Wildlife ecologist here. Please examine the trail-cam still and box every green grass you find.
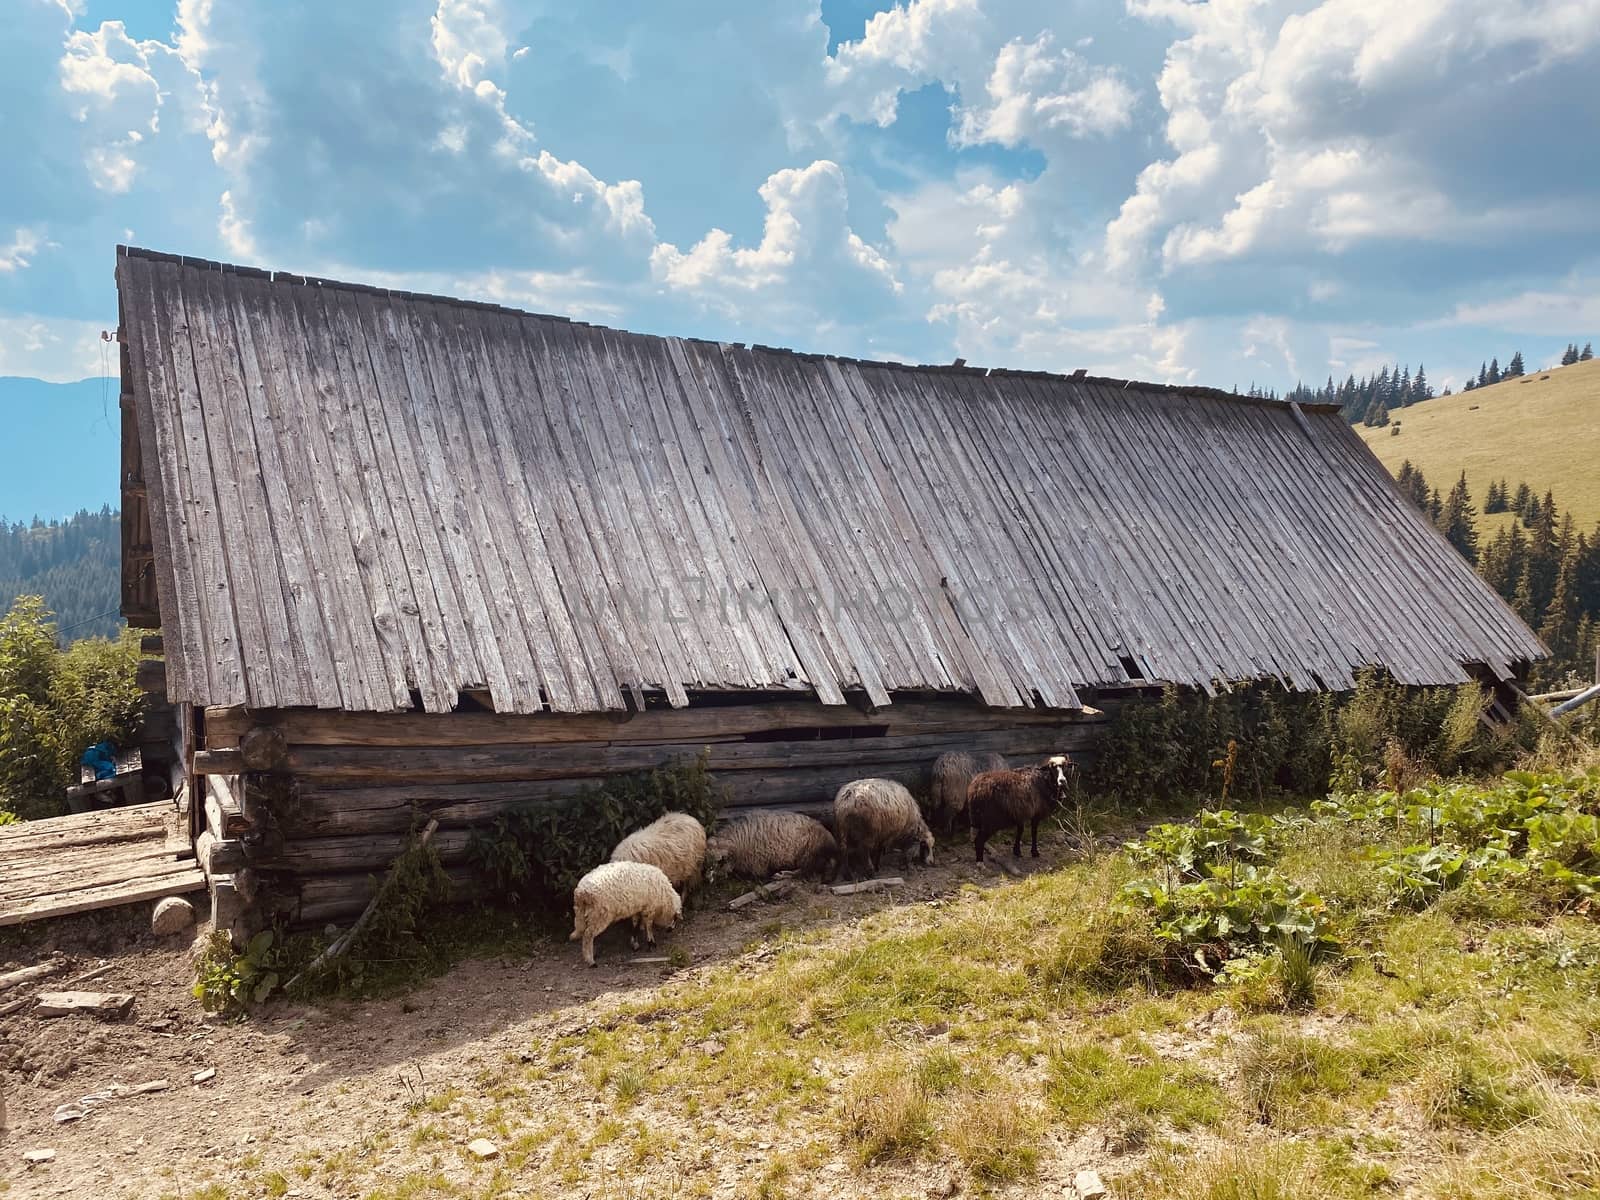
[1360,356,1600,525]
[162,779,1600,1200]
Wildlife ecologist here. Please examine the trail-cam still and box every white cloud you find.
[954,34,1137,146]
[653,160,901,322]
[0,229,43,274]
[1106,0,1600,276]
[1437,281,1600,332]
[0,315,112,382]
[217,189,256,258]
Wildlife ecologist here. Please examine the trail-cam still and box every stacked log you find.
[198,695,1110,928]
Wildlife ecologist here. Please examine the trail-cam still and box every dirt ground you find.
[0,842,1077,1200]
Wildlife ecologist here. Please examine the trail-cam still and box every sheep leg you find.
[641,918,656,948]
[582,932,597,967]
[1031,816,1042,857]
[974,827,989,863]
[1012,823,1025,858]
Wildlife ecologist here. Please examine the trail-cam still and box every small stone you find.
[467,1138,499,1160]
[34,991,134,1019]
[1073,1169,1108,1199]
[52,1105,86,1124]
[24,1149,56,1165]
[192,1068,216,1084]
[130,1080,170,1095]
[151,896,196,936]
[699,1039,725,1056]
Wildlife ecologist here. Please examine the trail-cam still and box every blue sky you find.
[3,0,1599,515]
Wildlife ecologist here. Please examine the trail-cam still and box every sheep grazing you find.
[834,778,936,880]
[705,810,839,882]
[609,811,708,899]
[928,750,1008,833]
[968,755,1073,863]
[569,861,682,966]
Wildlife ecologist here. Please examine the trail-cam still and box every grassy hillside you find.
[1360,357,1600,525]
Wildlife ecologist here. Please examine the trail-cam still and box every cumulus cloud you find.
[0,230,43,274]
[954,34,1137,146]
[652,160,901,331]
[1108,0,1600,278]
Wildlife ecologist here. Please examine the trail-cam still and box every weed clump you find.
[471,751,723,914]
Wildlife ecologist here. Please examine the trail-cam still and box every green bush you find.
[0,596,143,820]
[1086,671,1533,806]
[1318,771,1600,910]
[470,751,724,913]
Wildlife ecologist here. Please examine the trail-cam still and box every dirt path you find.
[1,844,1072,1199]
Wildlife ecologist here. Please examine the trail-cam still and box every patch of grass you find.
[1422,1082,1600,1198]
[1238,1029,1359,1127]
[840,1060,930,1164]
[936,1080,1043,1183]
[1131,1139,1389,1200]
[1412,1049,1539,1132]
[1359,356,1600,527]
[1046,1037,1225,1131]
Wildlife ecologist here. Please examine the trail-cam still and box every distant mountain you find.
[1360,357,1600,527]
[0,507,123,641]
[0,376,122,523]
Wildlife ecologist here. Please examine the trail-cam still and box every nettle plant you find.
[1119,810,1336,974]
[1318,770,1600,910]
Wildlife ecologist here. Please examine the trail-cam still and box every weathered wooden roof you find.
[116,246,1545,714]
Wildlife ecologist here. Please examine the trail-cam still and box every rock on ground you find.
[151,897,196,936]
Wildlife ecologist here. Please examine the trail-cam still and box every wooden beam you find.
[201,698,1106,750]
[140,635,164,656]
[192,749,244,776]
[239,725,289,771]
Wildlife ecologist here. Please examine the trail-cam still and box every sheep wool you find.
[834,778,936,880]
[569,861,682,966]
[706,810,839,881]
[609,811,708,895]
[928,750,1007,832]
[968,755,1072,863]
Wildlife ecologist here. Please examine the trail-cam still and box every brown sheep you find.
[968,755,1073,863]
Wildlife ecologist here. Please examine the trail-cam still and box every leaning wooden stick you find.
[285,819,439,992]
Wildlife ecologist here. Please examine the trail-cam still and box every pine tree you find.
[1539,535,1583,662]
[1429,487,1443,523]
[1439,472,1480,564]
[1512,562,1538,625]
[1478,361,1490,387]
[1413,363,1429,401]
[1526,498,1562,618]
[1583,342,1595,362]
[1563,344,1580,366]
[1488,357,1502,385]
[1484,479,1507,513]
[1398,365,1412,406]
[1512,481,1534,519]
[1507,350,1525,377]
[1480,524,1514,591]
[1463,377,1476,392]
[1397,461,1432,510]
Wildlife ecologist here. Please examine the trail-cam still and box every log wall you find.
[198,695,1110,929]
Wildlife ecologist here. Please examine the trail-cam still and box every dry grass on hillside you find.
[1360,357,1600,525]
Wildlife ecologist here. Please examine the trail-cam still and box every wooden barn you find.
[112,246,1545,936]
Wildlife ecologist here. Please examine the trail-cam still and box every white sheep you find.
[928,750,1008,833]
[834,778,935,880]
[705,810,839,882]
[569,861,683,966]
[609,811,708,898]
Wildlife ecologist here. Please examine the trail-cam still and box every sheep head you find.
[1044,754,1074,804]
